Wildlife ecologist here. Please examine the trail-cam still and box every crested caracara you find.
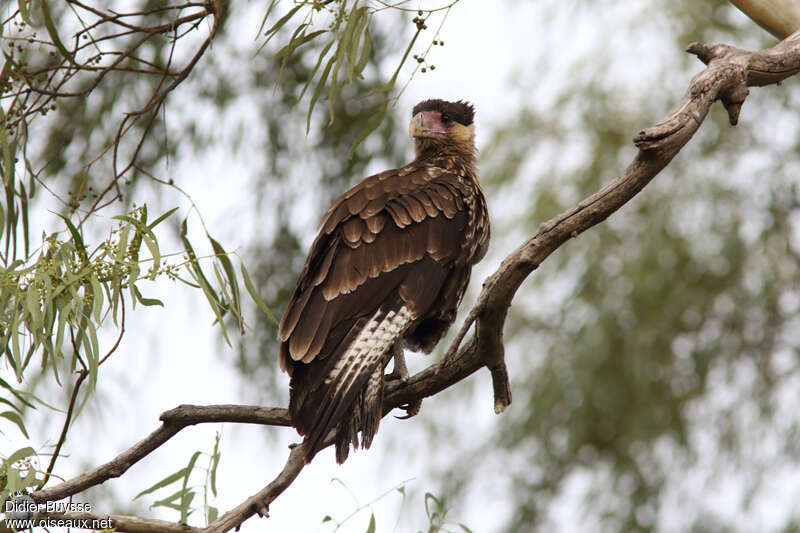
[278,99,490,463]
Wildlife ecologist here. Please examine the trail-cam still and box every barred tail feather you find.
[300,304,412,463]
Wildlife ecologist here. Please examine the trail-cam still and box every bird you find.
[278,99,490,464]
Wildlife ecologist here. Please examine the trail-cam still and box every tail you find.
[296,303,413,463]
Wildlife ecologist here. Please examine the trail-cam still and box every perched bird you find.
[278,99,490,463]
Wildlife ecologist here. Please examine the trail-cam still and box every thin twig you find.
[37,369,89,490]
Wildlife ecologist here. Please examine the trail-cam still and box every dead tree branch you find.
[13,27,800,533]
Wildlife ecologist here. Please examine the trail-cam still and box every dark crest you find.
[412,99,475,126]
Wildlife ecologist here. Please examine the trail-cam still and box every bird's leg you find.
[384,340,423,419]
[384,340,409,383]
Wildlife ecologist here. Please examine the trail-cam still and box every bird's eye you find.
[440,113,451,124]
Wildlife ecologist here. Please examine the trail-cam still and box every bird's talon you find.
[384,370,409,383]
[395,399,422,419]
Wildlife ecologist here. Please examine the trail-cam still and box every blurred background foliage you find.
[420,1,800,532]
[4,0,800,531]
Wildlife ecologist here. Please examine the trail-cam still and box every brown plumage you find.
[278,99,490,463]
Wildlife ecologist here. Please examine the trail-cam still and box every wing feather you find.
[279,163,478,369]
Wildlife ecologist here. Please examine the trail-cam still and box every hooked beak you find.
[409,111,448,139]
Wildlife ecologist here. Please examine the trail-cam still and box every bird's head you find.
[410,99,475,158]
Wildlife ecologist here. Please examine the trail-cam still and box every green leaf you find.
[181,218,221,310]
[135,467,189,499]
[240,262,277,324]
[322,515,333,523]
[274,28,326,61]
[142,233,160,279]
[348,8,369,82]
[365,513,376,533]
[5,465,23,492]
[0,410,29,438]
[210,432,221,497]
[457,524,475,533]
[0,377,37,409]
[206,506,218,524]
[354,26,371,78]
[146,206,179,231]
[17,0,31,25]
[256,0,280,37]
[299,39,335,103]
[307,55,335,132]
[130,284,164,307]
[151,488,188,509]
[0,396,22,413]
[57,214,87,264]
[6,446,36,465]
[41,0,75,64]
[19,181,29,257]
[259,4,303,50]
[90,273,103,323]
[207,235,242,332]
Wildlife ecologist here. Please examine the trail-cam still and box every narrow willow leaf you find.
[276,22,307,66]
[41,0,75,64]
[256,0,280,37]
[0,107,15,259]
[180,450,202,522]
[259,4,303,51]
[0,377,36,409]
[207,506,218,524]
[83,318,100,398]
[299,39,334,102]
[211,263,235,318]
[10,311,23,379]
[130,284,164,307]
[20,181,29,256]
[135,467,189,499]
[307,55,335,132]
[142,233,160,279]
[240,262,277,324]
[6,446,36,465]
[0,193,5,236]
[180,492,195,523]
[207,235,242,331]
[353,25,371,78]
[116,224,130,264]
[54,302,68,363]
[181,218,221,310]
[210,433,221,497]
[348,7,369,82]
[146,206,179,231]
[152,488,187,509]
[17,0,36,27]
[0,410,29,438]
[24,285,42,337]
[5,465,23,493]
[458,524,476,533]
[0,396,22,413]
[187,259,231,345]
[90,273,103,323]
[365,513,376,533]
[182,451,202,490]
[275,28,326,61]
[328,4,364,125]
[57,214,87,264]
